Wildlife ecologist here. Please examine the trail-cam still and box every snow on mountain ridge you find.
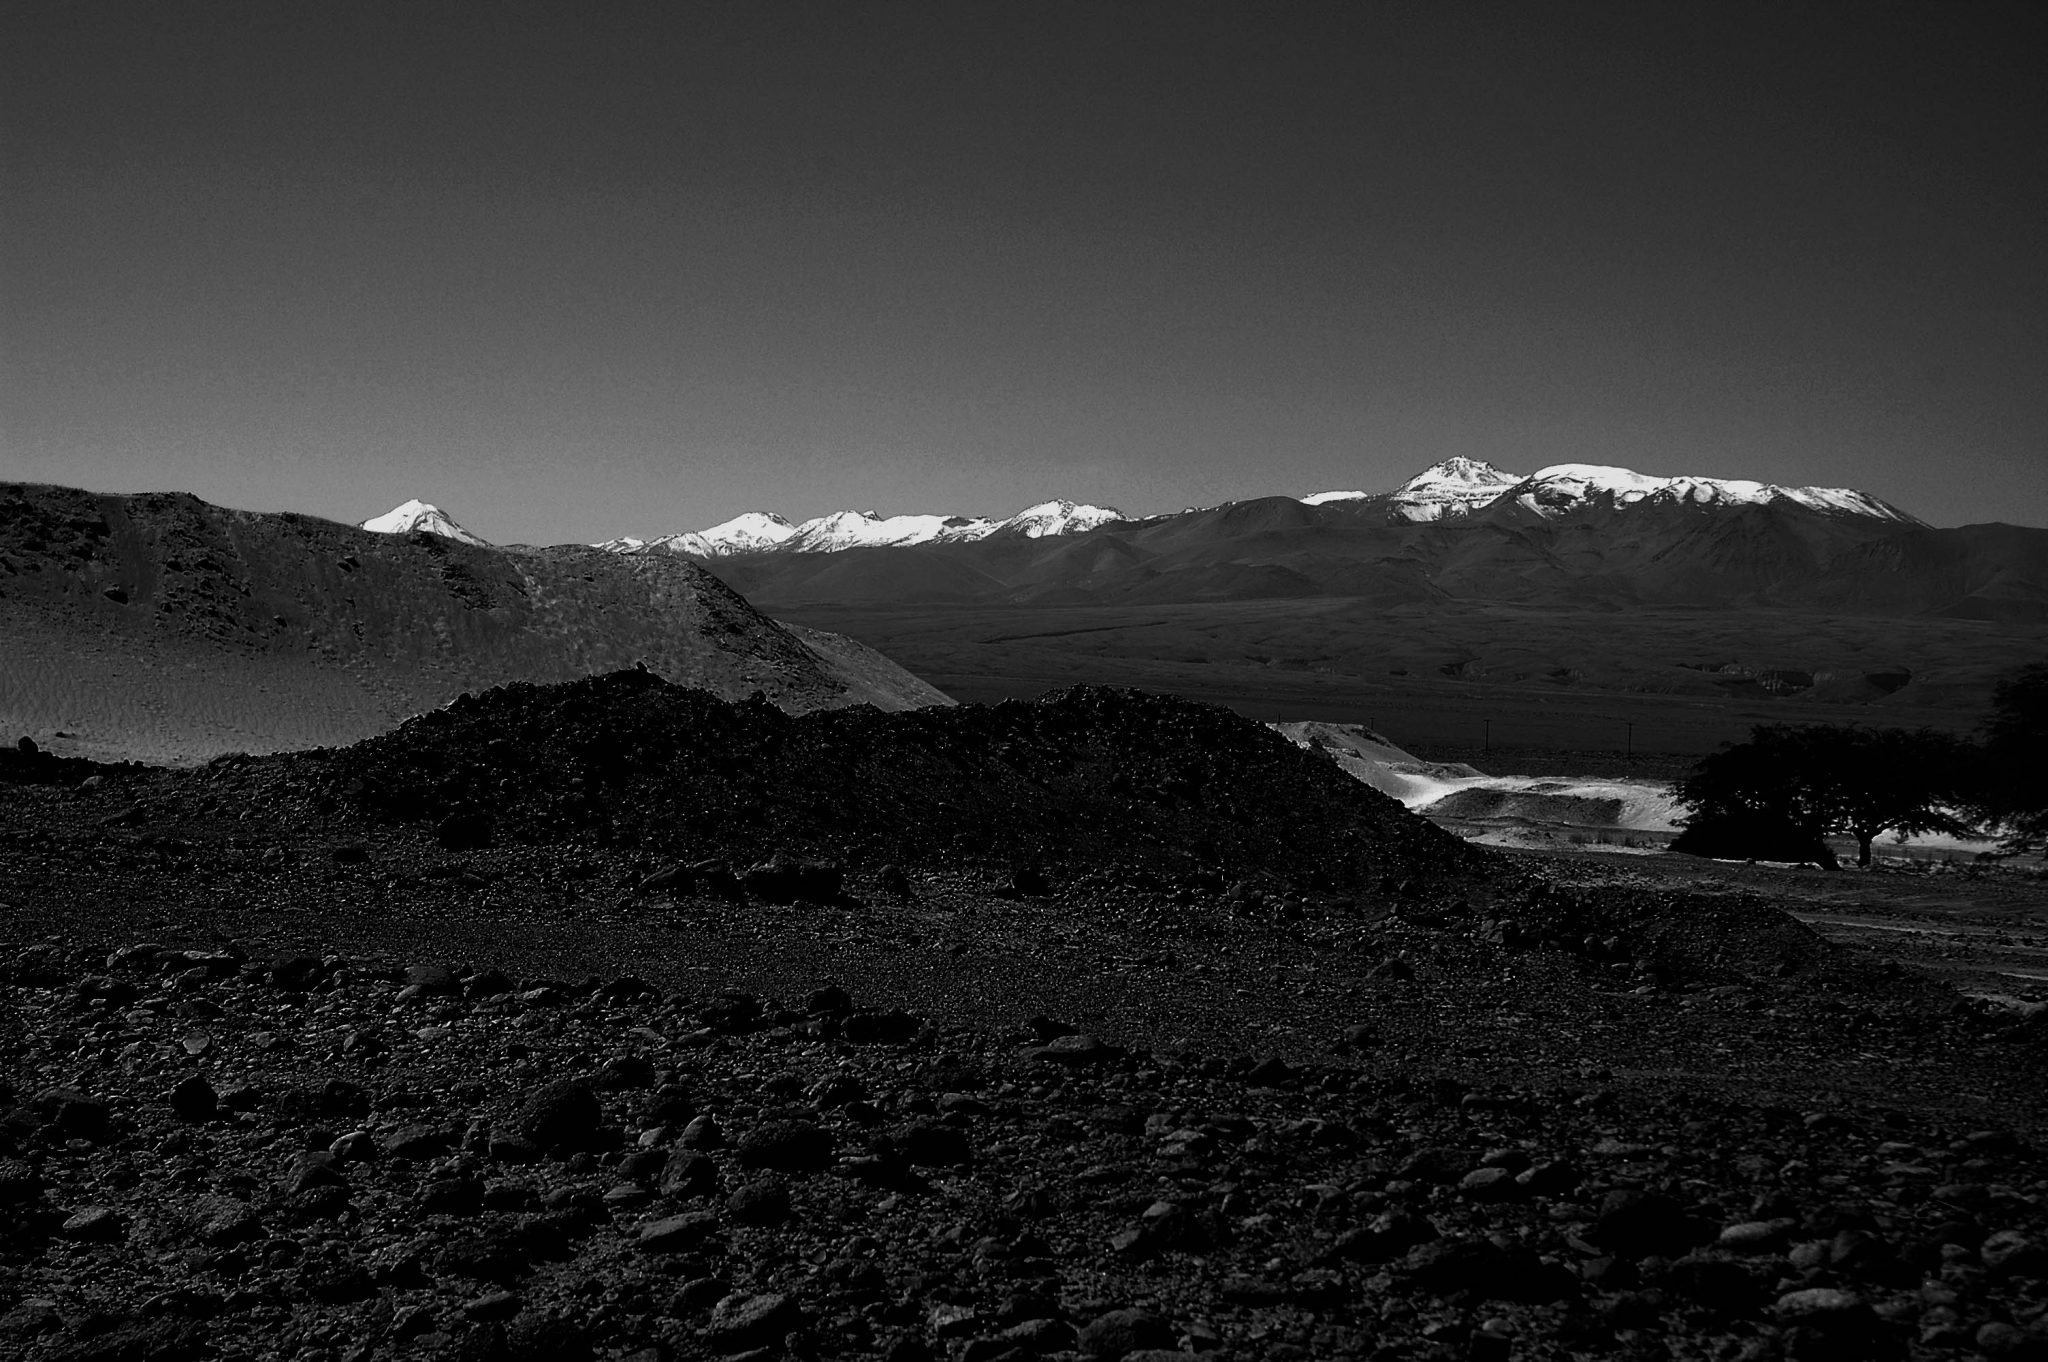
[361,500,489,547]
[1506,464,1921,523]
[1297,458,1523,521]
[589,460,1915,560]
[1386,457,1522,522]
[1297,459,1917,525]
[992,499,1125,538]
[605,498,1125,557]
[782,510,995,553]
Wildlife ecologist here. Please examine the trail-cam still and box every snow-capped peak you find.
[987,499,1124,539]
[1294,458,1913,525]
[595,511,797,557]
[1401,457,1522,493]
[1504,464,1921,523]
[361,499,488,546]
[698,512,798,552]
[1385,458,1521,522]
[1298,459,1520,519]
[783,509,996,553]
[600,498,1122,558]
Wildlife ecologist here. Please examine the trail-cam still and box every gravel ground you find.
[2,679,2044,1361]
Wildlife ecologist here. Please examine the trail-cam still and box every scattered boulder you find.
[637,1212,719,1253]
[701,1291,804,1351]
[34,1088,111,1142]
[513,1079,603,1154]
[268,954,324,991]
[734,1120,835,1174]
[727,1177,792,1226]
[1077,1307,1176,1358]
[1029,1034,1122,1067]
[167,1075,216,1124]
[742,857,844,904]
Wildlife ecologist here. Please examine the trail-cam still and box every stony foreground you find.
[3,926,2045,1362]
[2,677,2045,1360]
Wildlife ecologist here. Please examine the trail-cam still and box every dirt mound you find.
[316,672,1478,890]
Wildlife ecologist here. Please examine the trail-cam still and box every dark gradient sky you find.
[5,1,2044,543]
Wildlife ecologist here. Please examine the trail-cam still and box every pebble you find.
[637,1212,720,1253]
[1029,1034,1122,1067]
[462,1290,521,1322]
[1976,1321,2048,1360]
[1717,1219,1794,1253]
[59,1206,125,1242]
[701,1291,803,1351]
[1458,1167,1522,1202]
[1773,1286,1873,1326]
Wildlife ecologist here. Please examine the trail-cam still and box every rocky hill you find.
[0,484,950,764]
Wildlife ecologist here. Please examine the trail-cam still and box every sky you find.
[4,1,2044,543]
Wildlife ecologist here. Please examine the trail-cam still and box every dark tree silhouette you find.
[1672,724,1977,869]
[1972,662,2048,856]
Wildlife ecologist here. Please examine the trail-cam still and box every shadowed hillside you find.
[0,484,949,763]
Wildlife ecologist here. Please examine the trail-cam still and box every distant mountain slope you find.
[578,459,1923,571]
[700,481,2042,622]
[565,458,2018,620]
[1479,463,1919,526]
[0,483,949,763]
[592,497,1128,559]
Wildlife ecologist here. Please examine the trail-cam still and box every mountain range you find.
[365,458,1926,565]
[420,459,2021,623]
[555,458,1920,559]
[588,498,1127,557]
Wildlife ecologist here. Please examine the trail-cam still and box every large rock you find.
[34,1088,111,1142]
[167,1075,217,1124]
[734,1120,835,1174]
[1078,1308,1176,1358]
[513,1079,603,1154]
[637,1212,719,1253]
[701,1292,804,1351]
[1029,1034,1122,1067]
[1590,1189,1709,1259]
[741,858,844,904]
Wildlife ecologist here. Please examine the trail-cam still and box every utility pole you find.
[1483,718,1491,756]
[1626,721,1633,759]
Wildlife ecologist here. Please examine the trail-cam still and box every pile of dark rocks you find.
[247,673,1481,894]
